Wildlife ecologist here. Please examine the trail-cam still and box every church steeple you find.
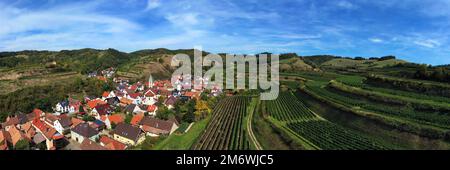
[148,74,154,88]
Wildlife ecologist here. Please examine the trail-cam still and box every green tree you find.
[15,139,30,150]
[82,115,95,122]
[125,114,133,124]
[182,111,195,123]
[111,122,117,129]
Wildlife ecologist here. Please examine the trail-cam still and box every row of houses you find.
[1,73,222,150]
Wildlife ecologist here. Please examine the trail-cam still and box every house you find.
[55,100,70,114]
[142,96,157,105]
[54,115,72,134]
[102,91,110,99]
[32,119,60,150]
[184,91,200,100]
[0,130,9,150]
[139,116,179,136]
[71,117,84,128]
[70,123,99,144]
[91,104,113,119]
[124,104,144,114]
[113,123,145,146]
[43,113,59,128]
[101,114,125,129]
[164,96,177,109]
[31,109,45,118]
[88,71,97,78]
[106,96,120,106]
[20,122,36,140]
[68,98,82,114]
[128,84,138,92]
[80,139,108,150]
[130,113,144,126]
[87,99,106,110]
[159,89,171,96]
[119,98,133,107]
[32,133,46,147]
[172,89,181,97]
[7,126,26,148]
[117,84,128,91]
[102,91,117,99]
[146,105,158,116]
[144,89,157,98]
[44,113,73,134]
[2,116,19,131]
[91,120,106,131]
[127,93,143,105]
[17,113,31,126]
[97,76,107,82]
[99,135,127,150]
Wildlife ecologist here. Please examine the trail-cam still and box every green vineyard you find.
[287,121,385,150]
[267,91,316,122]
[192,96,251,150]
[267,91,386,150]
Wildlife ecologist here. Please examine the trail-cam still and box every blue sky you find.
[0,0,449,65]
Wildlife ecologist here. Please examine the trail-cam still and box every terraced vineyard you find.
[267,91,386,150]
[192,96,251,150]
[267,91,316,122]
[300,74,450,140]
[287,121,385,150]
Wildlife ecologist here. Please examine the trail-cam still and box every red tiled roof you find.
[128,93,141,99]
[44,113,58,124]
[144,89,156,97]
[129,85,138,91]
[108,114,125,124]
[7,126,24,147]
[0,130,8,150]
[72,117,84,127]
[94,104,113,115]
[32,109,44,118]
[97,76,107,82]
[102,91,110,98]
[120,98,133,105]
[130,113,144,126]
[32,119,57,140]
[99,136,126,150]
[147,105,157,112]
[80,139,107,150]
[88,99,106,109]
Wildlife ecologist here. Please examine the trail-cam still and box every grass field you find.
[152,115,212,150]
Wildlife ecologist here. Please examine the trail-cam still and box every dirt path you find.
[247,100,263,150]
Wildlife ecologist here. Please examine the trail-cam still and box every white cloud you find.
[165,13,200,26]
[414,39,441,48]
[270,33,322,40]
[337,1,358,10]
[369,38,383,43]
[145,0,160,11]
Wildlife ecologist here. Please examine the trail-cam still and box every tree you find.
[182,111,195,123]
[156,105,173,120]
[125,114,133,124]
[79,105,85,114]
[82,115,95,122]
[111,122,117,129]
[194,100,210,120]
[200,93,208,101]
[15,139,30,150]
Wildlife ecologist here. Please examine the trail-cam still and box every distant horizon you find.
[1,0,449,65]
[1,47,446,66]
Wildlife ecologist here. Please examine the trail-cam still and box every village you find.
[0,67,224,150]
